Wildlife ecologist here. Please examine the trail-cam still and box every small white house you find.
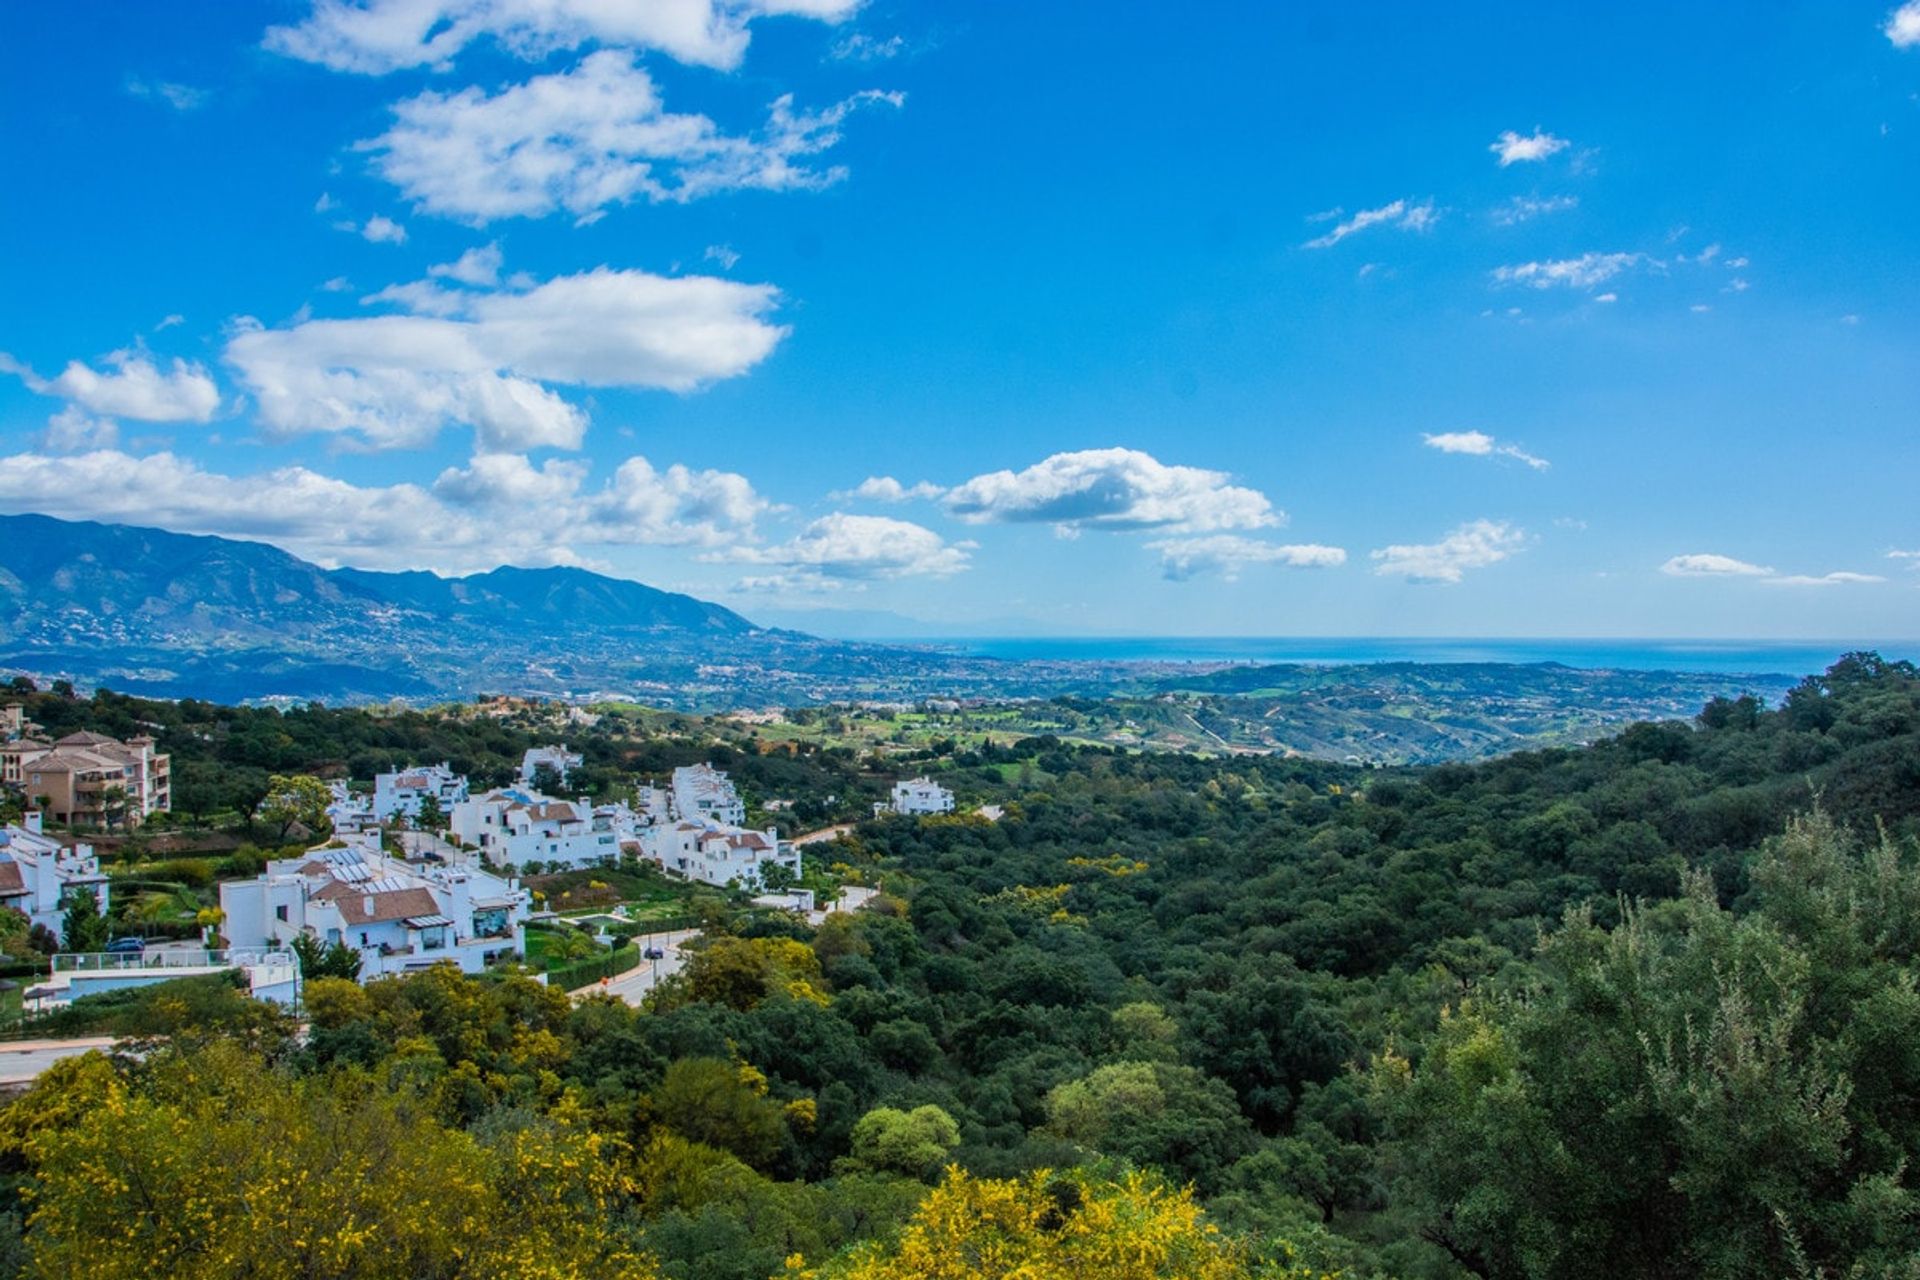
[671,764,746,827]
[450,787,622,869]
[326,781,377,834]
[883,777,955,816]
[519,744,584,789]
[372,763,470,822]
[0,816,110,944]
[220,834,530,981]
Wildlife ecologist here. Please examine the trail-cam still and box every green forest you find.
[3,653,1920,1278]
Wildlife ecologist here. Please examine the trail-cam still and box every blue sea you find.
[910,637,1920,677]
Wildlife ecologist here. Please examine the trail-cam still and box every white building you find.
[639,820,799,890]
[220,833,530,981]
[882,776,955,816]
[519,744,584,789]
[671,764,746,827]
[372,763,470,822]
[0,815,110,944]
[24,948,300,1013]
[326,781,377,834]
[450,787,623,869]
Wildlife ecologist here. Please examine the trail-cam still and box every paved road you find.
[572,887,880,1007]
[572,928,701,1006]
[0,1037,117,1087]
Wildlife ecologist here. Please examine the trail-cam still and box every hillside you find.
[3,655,1918,1278]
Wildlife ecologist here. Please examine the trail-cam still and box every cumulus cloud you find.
[429,244,502,286]
[0,447,768,573]
[1304,199,1438,249]
[944,448,1279,533]
[722,512,972,591]
[1492,252,1642,290]
[1889,1,1920,47]
[1660,553,1774,577]
[225,264,788,451]
[361,49,901,223]
[1150,535,1347,582]
[38,407,119,453]
[1492,194,1577,226]
[2,349,220,423]
[1371,520,1526,583]
[1422,430,1549,470]
[1490,129,1569,166]
[837,475,944,503]
[266,0,864,74]
[360,214,408,243]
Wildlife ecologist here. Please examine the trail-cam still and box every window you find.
[274,905,289,922]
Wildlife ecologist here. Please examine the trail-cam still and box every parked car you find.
[104,936,146,955]
[642,946,665,960]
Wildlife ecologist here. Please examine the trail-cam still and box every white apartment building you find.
[450,787,623,869]
[639,820,799,890]
[372,762,470,822]
[0,815,110,943]
[519,744,584,788]
[220,834,530,981]
[671,764,746,827]
[882,776,956,816]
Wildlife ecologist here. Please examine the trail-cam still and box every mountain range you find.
[0,514,995,705]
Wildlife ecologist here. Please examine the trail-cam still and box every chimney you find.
[24,812,42,835]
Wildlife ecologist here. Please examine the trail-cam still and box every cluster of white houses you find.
[448,762,799,890]
[220,831,530,981]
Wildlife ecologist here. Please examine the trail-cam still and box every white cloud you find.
[1371,519,1525,583]
[225,264,788,451]
[1764,571,1886,587]
[1595,292,1618,303]
[704,244,742,270]
[1492,194,1577,225]
[1888,1,1920,47]
[1304,199,1438,249]
[722,512,972,590]
[320,276,354,292]
[1492,252,1642,290]
[838,475,944,503]
[1490,129,1569,166]
[127,78,207,110]
[38,406,119,453]
[429,244,501,285]
[0,446,768,573]
[1422,430,1549,470]
[1660,553,1774,577]
[1150,535,1346,582]
[831,32,905,61]
[2,349,220,423]
[944,448,1279,533]
[361,49,901,224]
[360,214,408,244]
[266,0,864,74]
[156,314,186,331]
[1663,553,1887,588]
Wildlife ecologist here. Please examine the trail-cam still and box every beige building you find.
[14,731,171,828]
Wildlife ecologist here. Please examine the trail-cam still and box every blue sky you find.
[2,1,1918,639]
